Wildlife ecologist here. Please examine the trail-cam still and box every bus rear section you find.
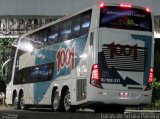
[88,5,154,112]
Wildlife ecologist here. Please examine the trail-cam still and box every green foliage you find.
[0,38,14,81]
[154,51,160,80]
[152,78,160,89]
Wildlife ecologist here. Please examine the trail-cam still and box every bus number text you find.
[107,42,138,60]
[56,47,75,73]
[101,78,121,83]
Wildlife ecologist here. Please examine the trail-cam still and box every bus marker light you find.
[146,8,150,12]
[148,68,154,83]
[119,92,129,97]
[90,64,102,88]
[99,2,105,8]
[124,93,129,97]
[120,4,132,8]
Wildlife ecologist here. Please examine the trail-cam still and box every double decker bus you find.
[6,3,154,113]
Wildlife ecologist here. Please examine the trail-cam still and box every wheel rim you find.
[13,97,18,109]
[64,91,71,111]
[53,92,60,110]
[20,97,25,110]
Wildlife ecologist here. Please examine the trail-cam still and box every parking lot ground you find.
[0,104,14,110]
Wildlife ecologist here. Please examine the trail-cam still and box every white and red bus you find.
[6,3,154,113]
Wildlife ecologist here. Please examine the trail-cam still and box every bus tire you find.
[13,95,18,109]
[62,90,76,112]
[52,89,62,112]
[19,94,28,110]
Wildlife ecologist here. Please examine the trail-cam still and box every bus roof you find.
[18,3,152,40]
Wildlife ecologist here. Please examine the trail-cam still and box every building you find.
[0,0,159,38]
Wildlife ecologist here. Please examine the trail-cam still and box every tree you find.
[0,38,14,81]
[0,80,6,93]
[0,38,14,93]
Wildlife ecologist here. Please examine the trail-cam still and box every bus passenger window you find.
[48,25,59,45]
[33,33,42,49]
[31,67,39,82]
[60,21,72,41]
[81,14,91,34]
[36,31,45,48]
[43,29,48,47]
[72,17,81,38]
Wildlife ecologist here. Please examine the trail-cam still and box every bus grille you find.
[76,79,86,101]
[102,44,148,71]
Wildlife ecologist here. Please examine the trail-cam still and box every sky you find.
[0,0,159,16]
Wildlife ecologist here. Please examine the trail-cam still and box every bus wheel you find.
[63,90,76,112]
[19,93,29,110]
[52,89,62,112]
[19,95,25,110]
[13,96,18,109]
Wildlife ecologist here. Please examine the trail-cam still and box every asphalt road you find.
[0,106,160,119]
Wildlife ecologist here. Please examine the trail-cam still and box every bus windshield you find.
[100,6,152,31]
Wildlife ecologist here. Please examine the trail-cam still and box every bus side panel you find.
[33,34,89,104]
